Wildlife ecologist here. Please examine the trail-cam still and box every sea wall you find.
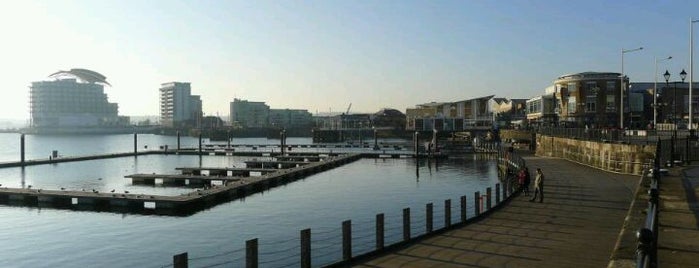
[535,134,655,175]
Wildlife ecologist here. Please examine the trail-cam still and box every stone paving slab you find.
[657,166,699,268]
[354,156,639,268]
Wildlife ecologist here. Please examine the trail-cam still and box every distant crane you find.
[346,103,352,115]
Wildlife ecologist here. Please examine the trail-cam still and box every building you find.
[160,82,202,128]
[405,96,494,131]
[552,72,625,127]
[269,109,313,129]
[30,68,127,128]
[229,98,270,128]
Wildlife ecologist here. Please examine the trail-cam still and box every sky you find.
[1,0,698,121]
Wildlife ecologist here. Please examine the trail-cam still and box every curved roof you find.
[49,68,111,86]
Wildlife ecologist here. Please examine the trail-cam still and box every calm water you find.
[0,134,499,268]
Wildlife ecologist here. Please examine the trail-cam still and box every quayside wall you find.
[535,134,655,175]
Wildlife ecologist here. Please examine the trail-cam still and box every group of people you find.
[517,167,544,202]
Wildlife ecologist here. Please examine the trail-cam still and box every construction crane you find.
[346,103,352,115]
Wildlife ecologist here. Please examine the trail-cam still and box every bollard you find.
[486,187,492,210]
[133,132,138,155]
[342,220,352,261]
[246,238,258,268]
[460,195,467,223]
[444,199,451,227]
[20,134,25,165]
[173,252,188,268]
[376,213,384,250]
[198,133,202,155]
[426,203,433,233]
[403,208,411,241]
[474,192,480,216]
[300,229,311,268]
[176,131,181,152]
[496,183,501,203]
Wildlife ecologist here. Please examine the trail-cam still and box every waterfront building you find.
[229,98,270,128]
[269,109,313,129]
[372,108,406,130]
[551,72,625,128]
[159,82,202,128]
[405,96,494,131]
[30,68,128,129]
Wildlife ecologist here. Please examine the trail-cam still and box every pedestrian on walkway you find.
[530,168,544,202]
[522,167,531,196]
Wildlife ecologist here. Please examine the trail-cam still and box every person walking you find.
[529,168,544,202]
[522,167,531,196]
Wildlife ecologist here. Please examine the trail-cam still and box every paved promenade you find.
[354,156,639,268]
[658,165,699,267]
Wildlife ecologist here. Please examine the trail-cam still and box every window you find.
[567,96,577,114]
[568,83,578,94]
[606,95,616,112]
[586,95,596,112]
[606,81,616,93]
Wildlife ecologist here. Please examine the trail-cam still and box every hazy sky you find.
[1,0,698,120]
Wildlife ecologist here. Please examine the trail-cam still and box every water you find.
[0,134,500,268]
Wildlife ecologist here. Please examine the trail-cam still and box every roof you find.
[49,68,111,86]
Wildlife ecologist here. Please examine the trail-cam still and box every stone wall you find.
[535,134,655,175]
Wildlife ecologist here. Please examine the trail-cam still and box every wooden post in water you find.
[300,229,311,268]
[376,213,384,250]
[460,195,467,223]
[342,220,352,261]
[444,199,451,227]
[426,203,433,233]
[198,133,202,155]
[414,132,419,157]
[403,208,411,241]
[486,187,492,210]
[173,252,188,268]
[246,238,258,268]
[20,134,25,165]
[474,191,481,216]
[176,131,181,151]
[133,132,137,155]
[373,128,378,150]
[280,129,286,155]
[496,183,501,203]
[227,130,231,148]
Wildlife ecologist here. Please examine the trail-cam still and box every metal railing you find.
[636,142,662,268]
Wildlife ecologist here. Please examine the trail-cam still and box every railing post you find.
[403,208,410,241]
[342,220,352,261]
[486,187,492,210]
[173,252,188,268]
[444,199,451,227]
[300,229,311,268]
[496,183,501,203]
[426,203,433,233]
[376,213,384,250]
[460,195,467,223]
[670,136,675,166]
[246,238,258,268]
[474,192,481,216]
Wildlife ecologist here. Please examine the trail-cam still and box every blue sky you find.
[1,0,697,120]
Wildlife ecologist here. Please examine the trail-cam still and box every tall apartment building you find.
[160,82,203,127]
[229,98,270,128]
[30,69,124,128]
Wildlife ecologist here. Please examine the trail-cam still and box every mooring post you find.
[376,213,384,250]
[414,132,419,157]
[227,130,231,148]
[496,183,501,203]
[373,128,378,150]
[300,229,311,268]
[342,220,352,261]
[403,208,410,241]
[246,238,258,268]
[474,191,481,216]
[176,131,181,152]
[426,203,433,233]
[173,252,188,268]
[133,132,137,155]
[686,137,691,165]
[198,132,203,155]
[487,187,492,210]
[460,195,467,223]
[281,129,286,155]
[20,133,25,165]
[444,199,451,227]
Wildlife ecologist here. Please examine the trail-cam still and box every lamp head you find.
[664,70,671,82]
[680,69,687,82]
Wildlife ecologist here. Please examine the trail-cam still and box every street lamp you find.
[681,69,687,125]
[664,70,671,123]
[654,56,672,125]
[621,47,643,129]
[690,18,699,130]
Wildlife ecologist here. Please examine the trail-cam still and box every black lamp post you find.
[681,69,688,124]
[664,70,671,122]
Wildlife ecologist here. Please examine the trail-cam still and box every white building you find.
[160,82,202,127]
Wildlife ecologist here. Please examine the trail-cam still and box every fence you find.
[636,143,662,268]
[161,148,526,268]
[537,127,696,145]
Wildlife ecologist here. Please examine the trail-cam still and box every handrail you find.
[636,142,662,268]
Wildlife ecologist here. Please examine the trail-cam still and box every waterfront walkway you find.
[658,165,699,267]
[354,156,640,268]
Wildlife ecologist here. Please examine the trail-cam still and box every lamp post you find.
[655,56,672,125]
[681,69,688,124]
[664,70,671,123]
[691,18,699,130]
[621,47,643,129]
